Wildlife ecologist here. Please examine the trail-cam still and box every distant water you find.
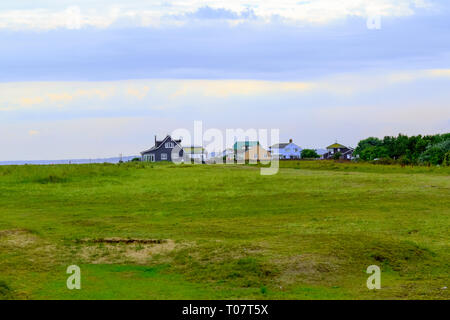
[0,156,140,165]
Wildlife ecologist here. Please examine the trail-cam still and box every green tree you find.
[355,133,450,164]
[354,137,385,160]
[419,138,450,165]
[301,149,320,159]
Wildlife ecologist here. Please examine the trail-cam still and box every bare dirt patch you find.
[75,238,166,244]
[0,229,39,248]
[275,253,341,286]
[76,239,177,264]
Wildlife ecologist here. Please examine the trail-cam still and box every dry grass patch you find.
[274,253,342,287]
[0,229,40,248]
[76,239,178,264]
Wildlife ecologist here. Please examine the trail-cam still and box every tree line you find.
[354,133,450,165]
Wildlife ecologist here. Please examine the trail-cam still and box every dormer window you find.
[165,142,174,148]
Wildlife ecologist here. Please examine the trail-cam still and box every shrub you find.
[301,149,320,159]
[399,156,412,166]
[443,151,450,166]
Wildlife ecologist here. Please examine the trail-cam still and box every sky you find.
[0,0,449,160]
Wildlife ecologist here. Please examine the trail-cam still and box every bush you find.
[301,149,320,159]
[399,156,412,166]
[443,151,450,166]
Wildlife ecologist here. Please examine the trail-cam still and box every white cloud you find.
[1,69,450,111]
[0,0,434,30]
[0,83,118,110]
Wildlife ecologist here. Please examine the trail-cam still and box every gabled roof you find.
[141,135,182,154]
[327,143,347,149]
[233,141,259,150]
[271,141,303,149]
[271,143,289,149]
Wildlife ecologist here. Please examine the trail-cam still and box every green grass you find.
[0,161,449,299]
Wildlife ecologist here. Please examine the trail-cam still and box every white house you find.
[270,139,302,159]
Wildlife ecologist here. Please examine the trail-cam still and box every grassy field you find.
[0,161,449,300]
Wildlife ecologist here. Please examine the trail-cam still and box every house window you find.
[254,154,258,159]
[165,142,174,148]
[161,153,167,160]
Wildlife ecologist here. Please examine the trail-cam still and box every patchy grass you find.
[0,161,448,299]
[279,160,450,174]
[0,280,14,300]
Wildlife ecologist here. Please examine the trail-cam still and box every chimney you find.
[289,138,293,143]
[155,135,157,146]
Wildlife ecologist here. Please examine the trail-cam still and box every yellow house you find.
[239,145,271,162]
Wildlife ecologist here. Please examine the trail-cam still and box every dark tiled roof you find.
[271,143,289,149]
[156,139,181,147]
[141,135,182,154]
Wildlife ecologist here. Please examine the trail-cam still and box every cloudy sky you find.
[1,0,449,160]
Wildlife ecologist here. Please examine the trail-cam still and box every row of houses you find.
[140,135,355,162]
